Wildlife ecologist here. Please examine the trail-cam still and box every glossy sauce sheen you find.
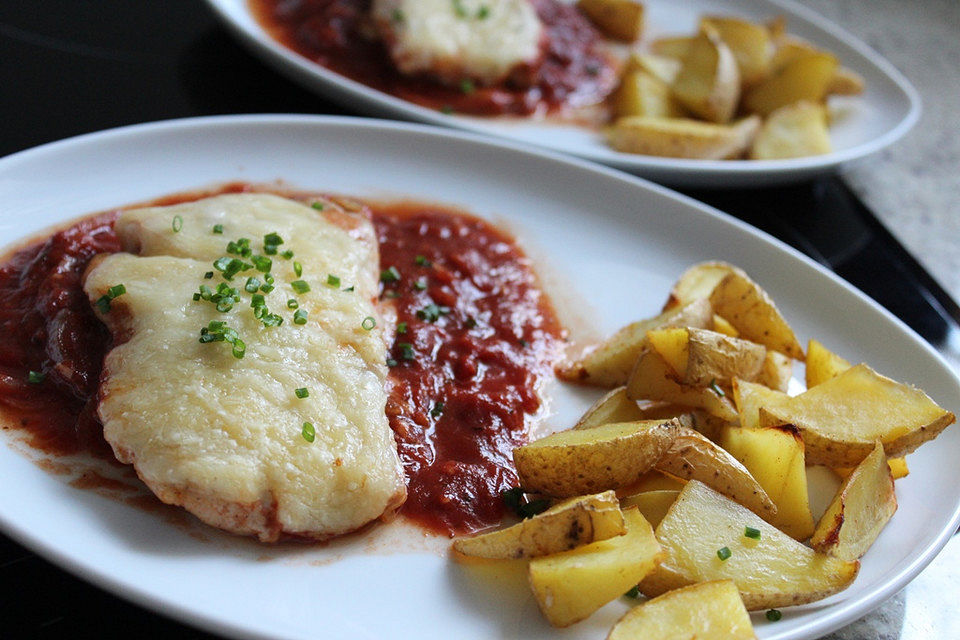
[0,187,563,535]
[250,0,617,116]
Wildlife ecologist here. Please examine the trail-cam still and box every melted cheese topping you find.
[371,0,544,86]
[84,194,405,541]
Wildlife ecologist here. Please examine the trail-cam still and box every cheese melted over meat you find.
[83,194,405,541]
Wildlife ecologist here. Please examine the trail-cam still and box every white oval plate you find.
[0,115,956,640]
[202,0,920,188]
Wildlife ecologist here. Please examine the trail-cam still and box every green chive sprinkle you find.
[251,255,272,273]
[301,422,315,443]
[413,278,427,291]
[232,338,246,359]
[477,5,490,18]
[380,266,401,283]
[398,342,415,361]
[459,78,475,94]
[286,298,299,309]
[107,284,126,298]
[311,201,325,210]
[295,387,309,399]
[343,285,355,292]
[716,546,732,561]
[294,261,303,278]
[27,370,45,384]
[327,274,341,288]
[396,321,408,334]
[386,358,398,367]
[212,224,223,234]
[294,309,308,325]
[430,401,445,418]
[280,250,294,260]
[414,255,431,267]
[172,215,183,232]
[623,586,640,598]
[709,378,725,397]
[416,303,449,323]
[244,277,261,293]
[745,526,761,540]
[362,316,376,330]
[391,8,405,22]
[766,609,782,622]
[204,271,214,279]
[291,280,310,294]
[95,282,127,313]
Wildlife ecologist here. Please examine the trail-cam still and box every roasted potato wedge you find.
[709,270,805,359]
[626,348,739,422]
[529,508,662,627]
[750,100,832,159]
[672,25,741,123]
[645,327,689,376]
[811,443,897,561]
[626,52,681,85]
[558,298,712,387]
[769,34,821,71]
[606,115,760,159]
[619,489,680,529]
[514,419,682,497]
[655,427,776,519]
[712,314,739,337]
[649,35,693,59]
[758,364,956,466]
[663,261,742,311]
[452,491,625,560]
[835,456,909,481]
[701,15,773,87]
[755,351,793,392]
[574,386,644,430]
[577,0,644,41]
[684,327,767,387]
[805,338,851,388]
[639,481,859,609]
[826,66,865,95]
[732,378,791,429]
[608,580,756,640]
[743,51,839,116]
[720,424,815,540]
[613,70,685,119]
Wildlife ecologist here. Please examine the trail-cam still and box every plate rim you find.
[0,114,957,640]
[199,0,922,185]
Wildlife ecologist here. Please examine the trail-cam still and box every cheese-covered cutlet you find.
[371,0,545,87]
[83,193,406,542]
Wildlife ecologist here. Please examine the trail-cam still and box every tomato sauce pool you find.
[0,187,564,536]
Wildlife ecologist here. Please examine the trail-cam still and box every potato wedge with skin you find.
[835,456,909,481]
[574,386,644,430]
[645,327,689,376]
[529,508,662,627]
[655,427,777,519]
[607,115,760,159]
[712,314,739,337]
[639,481,859,609]
[623,469,687,495]
[701,15,773,87]
[769,34,821,71]
[709,270,805,359]
[608,580,756,640]
[577,0,644,41]
[758,364,956,466]
[514,419,683,497]
[684,327,767,387]
[613,70,684,119]
[743,51,839,116]
[732,378,791,429]
[811,443,897,561]
[672,26,741,123]
[750,100,832,160]
[649,36,693,60]
[619,489,680,529]
[626,348,738,422]
[558,299,713,387]
[663,261,742,311]
[720,424,814,539]
[626,52,681,85]
[452,491,625,560]
[805,338,851,388]
[755,350,793,392]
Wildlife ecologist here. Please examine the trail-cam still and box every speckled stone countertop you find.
[796,1,960,638]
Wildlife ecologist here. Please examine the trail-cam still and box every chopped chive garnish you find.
[27,370,45,384]
[386,358,398,367]
[291,280,310,294]
[260,313,283,327]
[459,78,475,94]
[251,255,272,273]
[294,309,308,324]
[383,290,401,299]
[107,284,126,298]
[477,5,490,18]
[716,546,732,561]
[232,338,246,358]
[172,215,183,232]
[287,298,299,309]
[414,255,431,267]
[301,422,315,443]
[624,586,640,598]
[380,266,401,283]
[709,378,725,397]
[264,232,283,248]
[212,224,223,234]
[250,293,265,308]
[295,387,309,399]
[416,303,450,323]
[766,609,782,622]
[95,282,127,313]
[361,316,376,330]
[398,342,415,361]
[198,320,244,358]
[390,7,405,22]
[396,321,408,334]
[213,256,253,281]
[203,271,214,279]
[226,238,252,257]
[193,293,201,301]
[430,401,445,418]
[280,250,294,260]
[264,273,275,285]
[244,277,261,293]
[413,278,427,291]
[519,499,549,519]
[311,201,325,210]
[343,285,355,292]
[327,274,341,288]
[745,526,761,540]
[519,339,529,347]
[465,316,477,328]
[260,284,275,294]
[294,261,303,277]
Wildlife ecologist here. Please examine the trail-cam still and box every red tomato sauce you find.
[249,0,618,116]
[0,186,563,536]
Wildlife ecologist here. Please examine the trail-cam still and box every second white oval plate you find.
[202,0,920,188]
[0,116,956,640]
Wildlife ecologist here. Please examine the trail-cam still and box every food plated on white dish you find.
[203,0,919,187]
[0,115,957,640]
